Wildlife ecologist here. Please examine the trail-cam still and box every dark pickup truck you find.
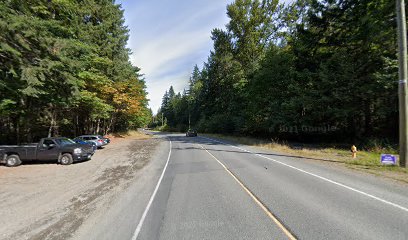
[0,137,94,167]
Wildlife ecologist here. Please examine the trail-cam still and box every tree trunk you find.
[14,116,20,144]
[106,112,117,135]
[48,110,56,138]
[74,115,78,137]
[87,117,91,134]
[103,119,108,135]
[96,118,100,135]
[364,100,372,137]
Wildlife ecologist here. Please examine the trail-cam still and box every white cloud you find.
[147,71,191,113]
[129,27,214,113]
[122,1,232,113]
[119,0,233,113]
[119,0,296,113]
[130,28,210,78]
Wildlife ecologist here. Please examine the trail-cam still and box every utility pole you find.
[397,0,408,167]
[186,88,192,130]
[189,113,191,129]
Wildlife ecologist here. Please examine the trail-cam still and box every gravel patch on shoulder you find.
[0,137,161,240]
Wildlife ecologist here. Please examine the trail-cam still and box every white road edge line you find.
[131,140,172,240]
[200,136,408,213]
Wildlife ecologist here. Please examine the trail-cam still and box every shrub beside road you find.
[203,134,408,184]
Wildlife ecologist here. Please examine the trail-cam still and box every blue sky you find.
[116,0,288,114]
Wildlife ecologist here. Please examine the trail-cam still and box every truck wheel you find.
[6,154,21,167]
[60,153,73,165]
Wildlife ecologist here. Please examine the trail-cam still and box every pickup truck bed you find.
[0,145,36,160]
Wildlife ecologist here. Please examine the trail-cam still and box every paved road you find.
[133,133,408,240]
[87,133,408,240]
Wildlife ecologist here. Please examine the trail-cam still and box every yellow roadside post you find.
[351,145,357,158]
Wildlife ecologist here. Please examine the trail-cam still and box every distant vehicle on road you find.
[186,129,198,137]
[74,135,109,149]
[0,137,94,167]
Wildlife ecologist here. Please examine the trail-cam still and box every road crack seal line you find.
[199,144,297,240]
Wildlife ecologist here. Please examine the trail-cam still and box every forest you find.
[0,0,151,144]
[152,0,398,146]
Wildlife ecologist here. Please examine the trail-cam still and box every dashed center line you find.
[200,136,408,213]
[199,144,297,240]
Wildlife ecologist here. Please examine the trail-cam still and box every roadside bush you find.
[360,138,397,153]
[197,114,236,133]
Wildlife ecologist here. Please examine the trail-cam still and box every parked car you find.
[100,135,110,144]
[74,135,108,149]
[74,139,97,152]
[0,137,94,167]
[186,129,198,137]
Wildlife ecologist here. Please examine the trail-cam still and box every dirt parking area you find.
[0,134,162,240]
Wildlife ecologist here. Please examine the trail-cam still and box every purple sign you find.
[381,154,396,165]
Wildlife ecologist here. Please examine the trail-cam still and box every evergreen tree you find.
[0,0,150,143]
[154,0,399,145]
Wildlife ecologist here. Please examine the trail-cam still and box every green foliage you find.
[0,0,150,143]
[0,99,16,117]
[154,0,398,145]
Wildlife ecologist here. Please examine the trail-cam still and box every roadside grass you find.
[128,130,153,139]
[107,130,152,141]
[202,134,408,183]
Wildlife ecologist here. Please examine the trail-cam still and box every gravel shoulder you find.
[0,134,164,240]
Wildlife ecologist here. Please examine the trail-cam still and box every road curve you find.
[133,133,408,240]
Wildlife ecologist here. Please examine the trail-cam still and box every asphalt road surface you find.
[6,132,406,240]
[131,133,408,240]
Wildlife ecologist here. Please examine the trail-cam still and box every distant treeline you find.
[153,0,397,146]
[0,0,151,144]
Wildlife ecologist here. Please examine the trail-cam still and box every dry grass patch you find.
[106,130,152,143]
